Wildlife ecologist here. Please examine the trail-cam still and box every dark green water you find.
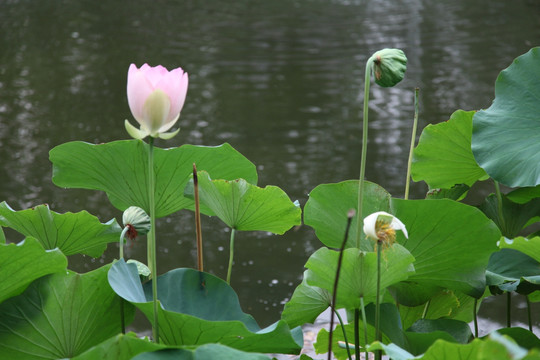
[1,0,539,332]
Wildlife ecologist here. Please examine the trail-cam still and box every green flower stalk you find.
[227,228,236,285]
[147,137,159,343]
[118,206,150,335]
[405,88,420,200]
[125,62,189,343]
[363,211,408,360]
[356,49,407,248]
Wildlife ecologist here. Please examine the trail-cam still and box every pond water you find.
[1,0,540,333]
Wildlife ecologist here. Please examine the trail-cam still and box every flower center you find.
[375,220,396,247]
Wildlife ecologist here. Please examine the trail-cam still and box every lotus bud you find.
[122,206,151,240]
[125,63,188,140]
[370,48,407,87]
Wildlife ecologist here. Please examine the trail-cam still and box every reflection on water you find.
[1,0,540,329]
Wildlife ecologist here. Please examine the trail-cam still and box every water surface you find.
[1,0,539,330]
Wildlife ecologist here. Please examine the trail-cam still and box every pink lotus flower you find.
[125,63,189,139]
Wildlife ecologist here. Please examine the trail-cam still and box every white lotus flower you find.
[363,211,408,246]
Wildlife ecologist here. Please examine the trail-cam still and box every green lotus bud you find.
[370,48,407,87]
[122,206,151,240]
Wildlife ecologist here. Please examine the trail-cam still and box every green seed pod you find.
[122,206,151,239]
[370,48,407,87]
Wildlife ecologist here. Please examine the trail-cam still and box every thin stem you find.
[473,298,478,338]
[494,180,505,233]
[405,88,420,200]
[226,228,236,284]
[527,295,533,332]
[334,310,353,360]
[375,241,382,360]
[119,225,129,260]
[118,226,129,335]
[328,210,355,360]
[147,137,159,343]
[356,57,375,248]
[193,164,204,272]
[354,309,360,360]
[421,300,430,319]
[359,296,369,360]
[506,292,511,328]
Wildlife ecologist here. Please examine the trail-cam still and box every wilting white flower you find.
[363,211,408,247]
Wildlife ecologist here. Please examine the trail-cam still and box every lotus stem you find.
[226,228,236,284]
[118,225,129,334]
[356,56,375,249]
[328,210,355,360]
[421,300,430,319]
[473,298,478,337]
[375,241,382,360]
[506,291,511,328]
[147,137,159,343]
[405,88,419,200]
[119,225,129,260]
[193,164,204,272]
[334,310,353,360]
[354,308,361,360]
[526,295,533,331]
[359,296,369,360]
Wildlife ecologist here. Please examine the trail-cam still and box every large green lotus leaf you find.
[368,338,513,360]
[0,264,134,359]
[391,199,500,300]
[50,140,257,218]
[75,335,272,360]
[72,333,167,360]
[108,260,302,354]
[472,47,540,187]
[412,110,488,189]
[0,202,121,257]
[184,171,301,234]
[399,291,461,330]
[132,344,271,360]
[389,282,443,307]
[406,319,472,355]
[499,236,540,263]
[478,195,540,238]
[304,180,391,249]
[280,271,332,328]
[0,237,67,304]
[487,328,540,352]
[366,342,417,360]
[486,248,540,294]
[305,245,414,309]
[507,186,540,204]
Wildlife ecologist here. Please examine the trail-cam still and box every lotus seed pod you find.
[122,206,151,239]
[371,48,407,87]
